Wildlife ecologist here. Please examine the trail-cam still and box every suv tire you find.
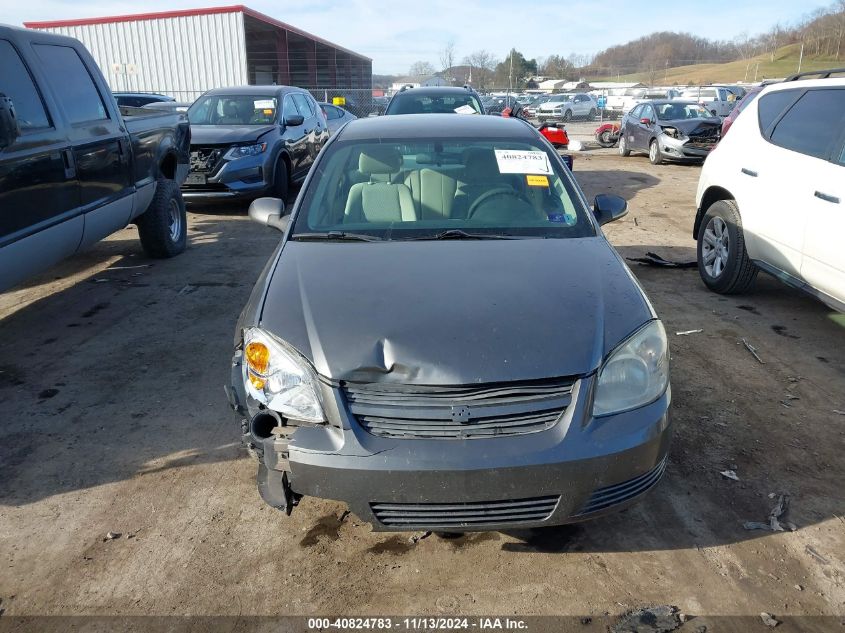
[274,157,289,200]
[137,178,187,258]
[697,199,758,294]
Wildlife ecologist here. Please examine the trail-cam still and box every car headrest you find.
[462,148,499,182]
[359,146,402,175]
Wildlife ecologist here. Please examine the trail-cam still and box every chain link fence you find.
[307,89,386,118]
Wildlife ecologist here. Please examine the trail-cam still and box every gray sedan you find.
[319,102,356,135]
[228,114,671,532]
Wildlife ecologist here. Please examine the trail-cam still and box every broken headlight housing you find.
[225,143,267,159]
[242,327,325,423]
[660,126,687,141]
[593,320,669,417]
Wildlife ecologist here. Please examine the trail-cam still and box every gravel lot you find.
[1,151,844,627]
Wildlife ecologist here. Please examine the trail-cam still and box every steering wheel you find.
[467,188,533,219]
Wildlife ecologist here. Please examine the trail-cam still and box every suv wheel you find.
[589,107,597,120]
[697,200,758,294]
[563,109,572,122]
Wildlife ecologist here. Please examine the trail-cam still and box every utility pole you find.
[798,41,804,73]
[508,50,514,94]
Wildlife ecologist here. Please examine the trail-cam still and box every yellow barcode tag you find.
[526,175,549,187]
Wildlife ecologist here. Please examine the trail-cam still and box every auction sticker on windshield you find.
[254,99,276,109]
[494,149,552,175]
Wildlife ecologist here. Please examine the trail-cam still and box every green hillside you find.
[595,44,842,85]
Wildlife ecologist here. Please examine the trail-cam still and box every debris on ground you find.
[805,545,830,565]
[720,470,739,481]
[794,584,803,591]
[612,605,681,633]
[834,410,845,416]
[178,284,197,296]
[676,329,703,336]
[743,494,797,532]
[760,612,780,628]
[409,531,432,544]
[103,531,121,541]
[741,338,765,364]
[580,617,592,625]
[627,252,696,269]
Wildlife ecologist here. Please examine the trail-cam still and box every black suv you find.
[384,86,486,115]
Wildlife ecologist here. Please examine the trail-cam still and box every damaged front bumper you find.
[658,134,717,162]
[227,353,672,532]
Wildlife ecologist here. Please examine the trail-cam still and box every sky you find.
[1,0,836,74]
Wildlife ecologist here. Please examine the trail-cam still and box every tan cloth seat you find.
[344,147,416,223]
[404,168,459,220]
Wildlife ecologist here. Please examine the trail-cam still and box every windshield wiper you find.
[292,231,383,242]
[404,229,522,241]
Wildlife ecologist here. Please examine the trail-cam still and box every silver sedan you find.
[319,103,357,135]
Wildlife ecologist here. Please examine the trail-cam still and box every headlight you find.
[660,127,687,140]
[593,320,669,417]
[225,143,267,159]
[242,327,326,423]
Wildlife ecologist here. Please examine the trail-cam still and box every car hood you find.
[658,118,721,135]
[258,238,653,385]
[538,101,571,111]
[189,124,276,145]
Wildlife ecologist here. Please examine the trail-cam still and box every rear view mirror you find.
[0,95,20,150]
[283,114,305,127]
[248,197,289,232]
[593,194,628,225]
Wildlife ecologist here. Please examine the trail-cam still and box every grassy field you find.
[596,43,842,85]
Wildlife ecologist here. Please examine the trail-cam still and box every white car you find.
[693,71,845,311]
[680,86,735,117]
[537,93,598,121]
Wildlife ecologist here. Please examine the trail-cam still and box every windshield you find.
[386,94,483,115]
[656,103,712,120]
[188,95,278,125]
[291,138,594,241]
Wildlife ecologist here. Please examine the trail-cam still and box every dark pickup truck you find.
[0,24,190,291]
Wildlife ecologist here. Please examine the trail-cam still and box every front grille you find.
[576,457,666,516]
[688,127,720,144]
[371,495,560,528]
[190,146,226,173]
[343,377,575,439]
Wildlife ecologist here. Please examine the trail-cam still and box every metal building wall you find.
[34,11,248,102]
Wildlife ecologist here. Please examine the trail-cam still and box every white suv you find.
[537,93,598,122]
[693,70,845,311]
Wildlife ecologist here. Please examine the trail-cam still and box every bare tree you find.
[439,40,456,82]
[462,50,497,89]
[408,61,436,77]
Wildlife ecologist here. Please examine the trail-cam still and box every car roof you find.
[639,99,698,106]
[395,87,479,96]
[200,86,305,97]
[336,113,537,142]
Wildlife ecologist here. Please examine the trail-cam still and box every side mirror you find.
[593,194,628,226]
[248,197,289,233]
[283,114,305,127]
[0,95,21,150]
[640,117,652,125]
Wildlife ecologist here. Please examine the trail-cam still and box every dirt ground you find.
[1,149,844,629]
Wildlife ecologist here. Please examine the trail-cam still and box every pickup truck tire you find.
[136,178,187,258]
[697,200,757,294]
[273,158,289,200]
